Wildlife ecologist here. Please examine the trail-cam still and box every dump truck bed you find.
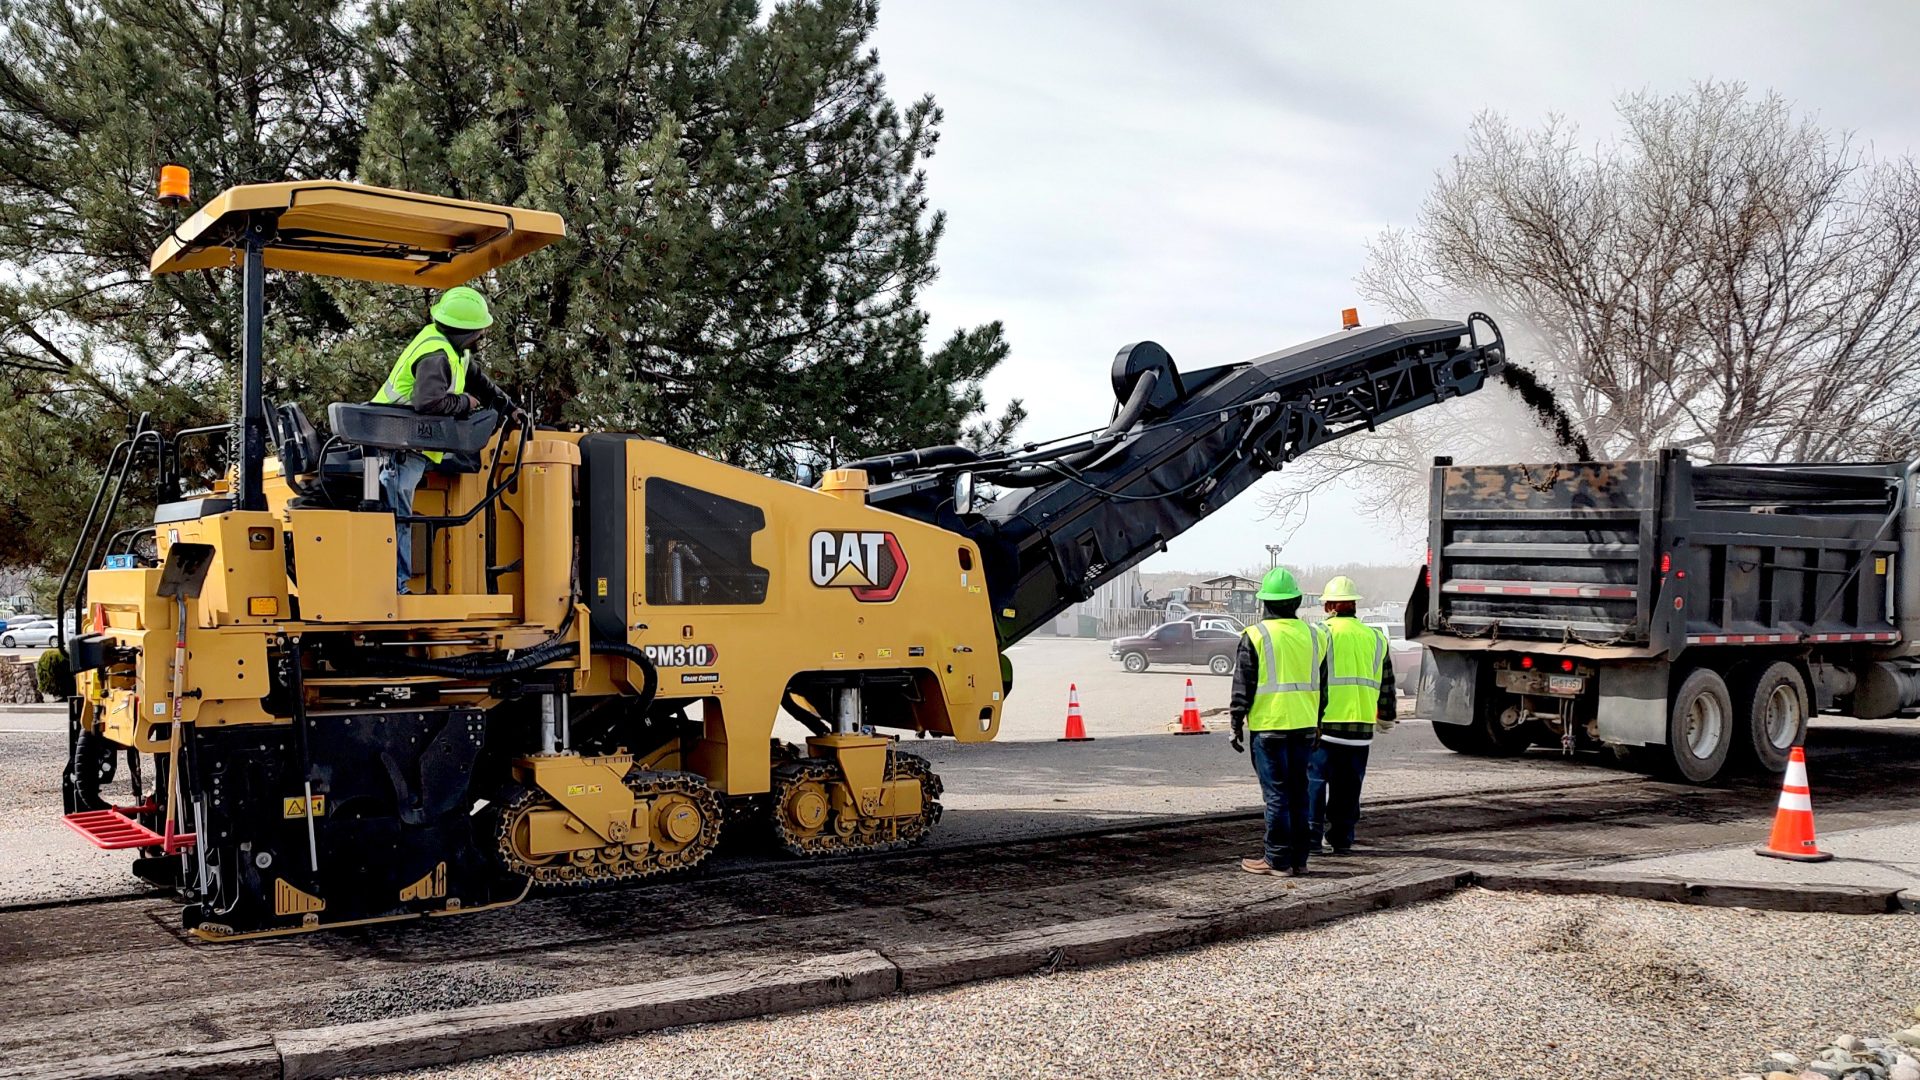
[1418,450,1904,651]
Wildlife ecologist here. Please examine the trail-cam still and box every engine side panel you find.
[581,440,1002,795]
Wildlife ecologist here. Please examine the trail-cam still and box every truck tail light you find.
[1424,546,1432,588]
[1520,656,1534,669]
[1660,552,1671,574]
[1561,659,1575,672]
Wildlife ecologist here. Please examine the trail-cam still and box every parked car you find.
[0,613,47,633]
[1366,620,1424,693]
[1,619,59,648]
[1109,620,1243,675]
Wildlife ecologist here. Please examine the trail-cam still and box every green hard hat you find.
[1257,566,1302,601]
[430,285,493,330]
[1321,575,1363,603]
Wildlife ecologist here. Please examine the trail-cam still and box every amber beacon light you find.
[157,164,192,206]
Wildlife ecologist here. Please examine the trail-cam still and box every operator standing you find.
[372,285,521,593]
[1230,567,1326,877]
[1308,576,1396,854]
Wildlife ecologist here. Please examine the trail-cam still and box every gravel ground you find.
[0,729,140,904]
[376,890,1920,1080]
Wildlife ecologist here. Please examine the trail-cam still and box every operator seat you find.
[324,403,500,507]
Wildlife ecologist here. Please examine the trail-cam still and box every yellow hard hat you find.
[1321,575,1363,603]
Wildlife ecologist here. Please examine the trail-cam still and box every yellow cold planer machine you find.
[56,179,1508,938]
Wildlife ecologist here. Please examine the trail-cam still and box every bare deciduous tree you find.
[1265,82,1920,538]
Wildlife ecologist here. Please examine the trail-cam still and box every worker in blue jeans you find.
[1230,567,1328,877]
[1308,577,1397,854]
[371,286,522,593]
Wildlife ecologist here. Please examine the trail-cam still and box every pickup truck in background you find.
[1110,618,1243,675]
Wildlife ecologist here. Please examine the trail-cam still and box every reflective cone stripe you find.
[1174,678,1210,734]
[1059,683,1093,742]
[1756,746,1831,863]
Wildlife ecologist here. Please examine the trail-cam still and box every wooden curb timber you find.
[1471,869,1905,915]
[274,950,900,1080]
[0,1035,281,1080]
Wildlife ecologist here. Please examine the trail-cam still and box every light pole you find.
[1265,544,1283,570]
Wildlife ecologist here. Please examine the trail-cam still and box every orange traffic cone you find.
[1058,683,1093,742]
[1756,746,1832,862]
[1173,678,1210,735]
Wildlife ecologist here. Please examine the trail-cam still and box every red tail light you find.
[1660,552,1671,574]
[1561,659,1575,672]
[1424,546,1432,587]
[1520,656,1534,669]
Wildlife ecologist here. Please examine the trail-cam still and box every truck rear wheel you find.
[1430,718,1491,754]
[1666,668,1733,783]
[1741,661,1806,773]
[1481,704,1536,756]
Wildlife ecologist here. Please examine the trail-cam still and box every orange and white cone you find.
[1058,683,1093,742]
[1173,678,1209,735]
[1756,746,1832,863]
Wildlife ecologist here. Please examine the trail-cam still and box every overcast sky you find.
[867,0,1920,576]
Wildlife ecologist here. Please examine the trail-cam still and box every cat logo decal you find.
[809,531,909,602]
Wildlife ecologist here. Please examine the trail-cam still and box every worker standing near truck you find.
[1230,567,1325,877]
[371,285,521,592]
[1309,576,1395,854]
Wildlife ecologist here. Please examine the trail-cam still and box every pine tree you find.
[356,0,1021,477]
[0,0,1020,577]
[0,0,366,565]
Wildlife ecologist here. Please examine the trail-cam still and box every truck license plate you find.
[1547,674,1583,694]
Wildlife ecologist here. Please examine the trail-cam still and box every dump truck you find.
[1410,448,1920,782]
[56,176,1511,939]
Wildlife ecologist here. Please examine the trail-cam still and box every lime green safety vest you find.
[373,325,468,463]
[1323,616,1387,724]
[1242,618,1324,732]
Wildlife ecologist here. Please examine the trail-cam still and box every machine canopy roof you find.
[150,181,566,287]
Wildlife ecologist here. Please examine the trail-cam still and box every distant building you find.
[1050,567,1146,637]
[1189,574,1261,616]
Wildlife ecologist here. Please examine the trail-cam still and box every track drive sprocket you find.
[490,769,724,886]
[770,751,942,857]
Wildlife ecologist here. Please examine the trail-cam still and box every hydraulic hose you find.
[983,368,1160,487]
[839,444,980,484]
[586,641,661,716]
[358,638,659,715]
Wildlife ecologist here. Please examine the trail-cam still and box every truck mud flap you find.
[1421,650,1478,726]
[1596,661,1669,746]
